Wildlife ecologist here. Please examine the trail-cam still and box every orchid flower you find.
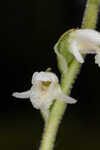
[12,71,76,119]
[68,29,100,67]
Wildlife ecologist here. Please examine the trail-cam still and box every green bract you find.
[54,29,75,74]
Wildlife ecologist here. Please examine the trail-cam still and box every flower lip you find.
[32,71,58,84]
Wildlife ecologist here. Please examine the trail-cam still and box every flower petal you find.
[95,53,100,67]
[76,29,100,46]
[58,93,77,104]
[32,71,58,83]
[12,90,31,99]
[69,40,84,63]
[32,72,39,84]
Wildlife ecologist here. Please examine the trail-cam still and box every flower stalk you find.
[39,0,100,150]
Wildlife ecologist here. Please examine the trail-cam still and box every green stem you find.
[82,0,99,29]
[39,0,99,150]
[39,60,80,150]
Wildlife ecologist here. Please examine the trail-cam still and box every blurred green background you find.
[1,0,100,149]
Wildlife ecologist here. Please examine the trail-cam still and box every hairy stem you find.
[82,0,99,28]
[39,0,99,150]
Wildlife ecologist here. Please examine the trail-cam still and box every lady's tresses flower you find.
[68,29,100,67]
[12,71,76,119]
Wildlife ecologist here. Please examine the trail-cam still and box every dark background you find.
[1,0,100,149]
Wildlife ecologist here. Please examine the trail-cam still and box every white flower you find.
[12,71,76,119]
[68,29,100,66]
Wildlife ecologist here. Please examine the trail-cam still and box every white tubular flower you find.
[12,71,76,119]
[68,29,100,67]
